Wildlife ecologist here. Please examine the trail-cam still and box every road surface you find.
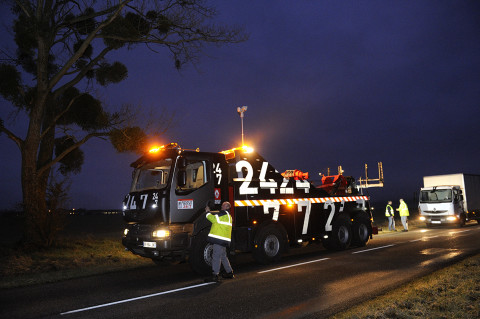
[1,223,479,319]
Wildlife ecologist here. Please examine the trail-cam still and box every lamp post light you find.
[237,106,248,146]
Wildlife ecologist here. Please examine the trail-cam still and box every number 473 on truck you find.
[122,143,381,275]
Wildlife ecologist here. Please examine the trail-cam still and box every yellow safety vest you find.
[206,210,232,246]
[385,205,394,217]
[397,202,409,216]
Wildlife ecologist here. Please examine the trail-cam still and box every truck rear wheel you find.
[189,229,213,275]
[253,224,286,264]
[352,213,370,247]
[322,215,352,251]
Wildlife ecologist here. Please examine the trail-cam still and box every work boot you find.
[204,274,220,283]
[222,272,235,279]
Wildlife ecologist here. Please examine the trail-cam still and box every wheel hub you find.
[264,234,280,257]
[338,225,350,244]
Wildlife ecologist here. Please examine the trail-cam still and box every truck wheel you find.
[189,229,213,275]
[322,215,352,251]
[253,224,286,264]
[458,215,466,227]
[352,214,370,247]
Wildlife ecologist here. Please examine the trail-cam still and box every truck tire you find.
[352,213,370,247]
[253,224,286,264]
[189,229,213,275]
[458,214,466,227]
[322,215,352,251]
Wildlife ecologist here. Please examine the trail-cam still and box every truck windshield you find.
[131,158,173,192]
[420,189,452,203]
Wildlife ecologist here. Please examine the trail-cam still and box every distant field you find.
[0,202,416,244]
[0,213,127,244]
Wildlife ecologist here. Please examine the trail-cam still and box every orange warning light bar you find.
[241,145,254,153]
[281,170,309,180]
[149,146,162,153]
[220,145,254,160]
[148,143,179,153]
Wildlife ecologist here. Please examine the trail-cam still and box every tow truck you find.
[122,143,380,274]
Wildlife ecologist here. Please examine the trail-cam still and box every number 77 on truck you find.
[122,143,381,275]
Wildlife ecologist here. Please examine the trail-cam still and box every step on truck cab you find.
[122,143,376,275]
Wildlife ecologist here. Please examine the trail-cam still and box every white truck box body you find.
[420,173,480,225]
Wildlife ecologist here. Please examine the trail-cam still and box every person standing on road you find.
[204,201,235,282]
[396,199,409,232]
[385,201,396,231]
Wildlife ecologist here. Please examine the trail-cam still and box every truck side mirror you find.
[178,156,187,169]
[177,170,186,187]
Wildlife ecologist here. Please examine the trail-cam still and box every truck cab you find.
[122,143,225,263]
[419,186,466,226]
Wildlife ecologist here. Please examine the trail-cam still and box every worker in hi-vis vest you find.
[204,201,235,282]
[385,201,396,231]
[396,198,409,232]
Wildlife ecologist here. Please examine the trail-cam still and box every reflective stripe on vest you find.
[215,213,232,226]
[208,233,231,242]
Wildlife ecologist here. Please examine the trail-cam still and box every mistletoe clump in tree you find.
[0,0,245,247]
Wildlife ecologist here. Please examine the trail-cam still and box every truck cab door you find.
[170,159,214,223]
[454,193,465,214]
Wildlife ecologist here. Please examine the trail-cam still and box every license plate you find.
[431,221,441,224]
[143,241,156,248]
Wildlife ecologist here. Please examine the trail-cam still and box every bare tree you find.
[0,0,246,246]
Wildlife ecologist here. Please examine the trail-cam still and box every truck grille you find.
[129,224,153,238]
[424,210,448,214]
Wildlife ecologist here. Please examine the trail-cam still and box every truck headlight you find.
[419,216,426,221]
[123,228,129,236]
[152,229,171,238]
[447,216,457,221]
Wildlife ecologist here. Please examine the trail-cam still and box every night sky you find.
[1,1,479,211]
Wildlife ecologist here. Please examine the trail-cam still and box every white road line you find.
[352,244,395,254]
[449,229,472,234]
[60,282,215,315]
[258,258,330,273]
[409,235,438,242]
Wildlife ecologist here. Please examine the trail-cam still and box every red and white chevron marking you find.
[234,196,369,207]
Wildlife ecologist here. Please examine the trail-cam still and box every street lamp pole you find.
[237,106,248,146]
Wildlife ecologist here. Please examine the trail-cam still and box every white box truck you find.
[419,174,480,227]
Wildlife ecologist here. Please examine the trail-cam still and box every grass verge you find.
[329,253,480,319]
[0,236,152,289]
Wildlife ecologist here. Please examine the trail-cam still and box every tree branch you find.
[47,0,132,91]
[39,93,87,140]
[37,131,108,176]
[14,0,33,18]
[52,45,113,99]
[0,118,24,150]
